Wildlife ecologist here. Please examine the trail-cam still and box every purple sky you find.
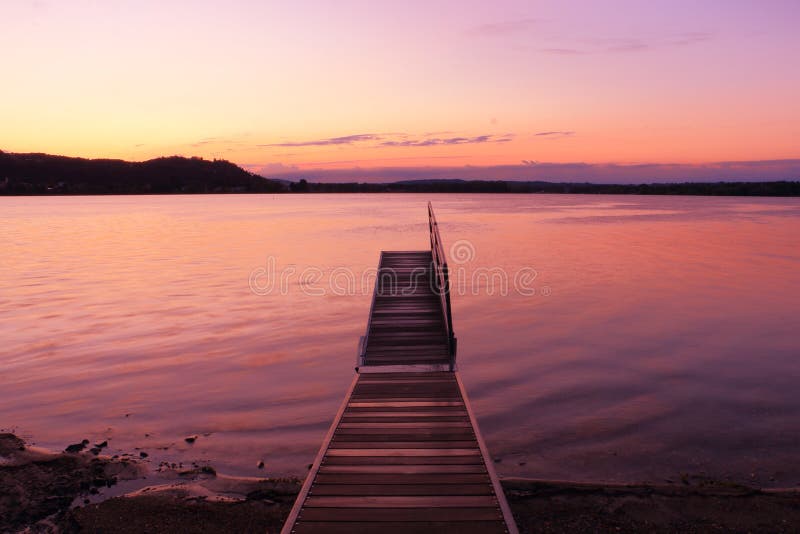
[2,0,799,182]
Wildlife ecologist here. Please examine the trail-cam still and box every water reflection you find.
[1,194,799,488]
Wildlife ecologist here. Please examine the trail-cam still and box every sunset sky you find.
[2,0,799,181]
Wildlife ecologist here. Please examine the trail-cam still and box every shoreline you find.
[3,150,800,197]
[3,433,799,533]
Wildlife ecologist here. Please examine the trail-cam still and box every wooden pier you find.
[282,204,517,533]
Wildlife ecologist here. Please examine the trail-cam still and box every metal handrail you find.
[428,202,457,370]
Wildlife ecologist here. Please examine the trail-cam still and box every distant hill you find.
[0,151,285,194]
[2,150,798,196]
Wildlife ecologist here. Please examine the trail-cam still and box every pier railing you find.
[428,202,457,370]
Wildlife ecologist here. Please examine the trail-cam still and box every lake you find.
[2,193,799,488]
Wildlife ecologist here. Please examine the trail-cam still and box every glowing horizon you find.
[2,0,799,176]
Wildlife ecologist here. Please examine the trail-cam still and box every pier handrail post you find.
[428,202,457,371]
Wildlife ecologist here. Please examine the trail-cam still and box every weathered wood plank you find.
[348,401,463,408]
[296,507,504,522]
[335,426,473,435]
[321,455,484,466]
[317,464,489,474]
[345,405,466,412]
[339,426,472,429]
[359,372,452,378]
[324,447,480,456]
[354,378,456,383]
[351,392,460,398]
[353,387,457,393]
[328,441,479,449]
[349,400,461,405]
[313,473,491,484]
[292,521,508,534]
[333,434,478,447]
[302,496,499,508]
[342,410,469,423]
[337,422,473,428]
[309,484,494,496]
[332,436,476,443]
[362,361,451,366]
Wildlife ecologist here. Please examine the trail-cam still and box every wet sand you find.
[504,478,800,533]
[3,434,799,533]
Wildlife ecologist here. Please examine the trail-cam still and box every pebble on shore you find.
[65,439,90,453]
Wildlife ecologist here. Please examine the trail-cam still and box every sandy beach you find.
[3,433,798,533]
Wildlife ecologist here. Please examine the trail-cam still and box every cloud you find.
[260,133,515,150]
[534,131,575,139]
[191,137,218,147]
[541,32,713,56]
[601,33,713,53]
[468,18,538,36]
[254,159,800,184]
[599,38,650,53]
[244,162,299,175]
[666,32,713,47]
[540,48,585,55]
[380,134,512,147]
[294,155,471,168]
[187,135,253,149]
[262,134,381,148]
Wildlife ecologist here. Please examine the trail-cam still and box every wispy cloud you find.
[540,48,585,55]
[535,131,575,139]
[262,134,381,148]
[380,135,512,147]
[601,38,651,53]
[540,32,713,55]
[191,137,219,147]
[243,162,299,175]
[295,155,471,167]
[468,18,538,36]
[186,135,253,149]
[260,133,515,149]
[665,32,713,47]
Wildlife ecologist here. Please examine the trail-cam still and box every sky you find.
[2,0,799,182]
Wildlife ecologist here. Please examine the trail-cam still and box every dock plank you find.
[292,521,508,534]
[283,372,515,533]
[297,508,504,522]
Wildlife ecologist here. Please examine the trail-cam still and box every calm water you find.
[2,194,799,488]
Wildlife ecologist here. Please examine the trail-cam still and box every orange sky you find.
[2,1,799,174]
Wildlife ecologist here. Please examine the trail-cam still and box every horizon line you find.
[3,149,800,185]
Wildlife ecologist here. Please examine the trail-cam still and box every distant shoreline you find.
[2,150,799,197]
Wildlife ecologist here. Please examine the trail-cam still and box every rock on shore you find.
[0,433,141,532]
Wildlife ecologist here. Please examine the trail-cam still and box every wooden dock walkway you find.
[361,251,451,368]
[282,204,517,533]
